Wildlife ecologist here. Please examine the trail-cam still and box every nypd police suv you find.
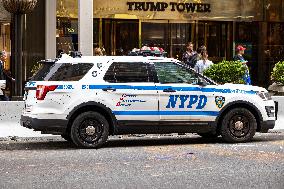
[21,53,277,148]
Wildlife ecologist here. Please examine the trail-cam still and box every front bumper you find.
[21,115,68,134]
[259,120,275,133]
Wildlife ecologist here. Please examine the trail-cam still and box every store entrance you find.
[103,19,139,55]
[197,21,232,62]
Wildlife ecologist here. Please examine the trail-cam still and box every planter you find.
[268,83,284,96]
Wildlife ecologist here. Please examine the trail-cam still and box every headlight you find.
[257,91,272,101]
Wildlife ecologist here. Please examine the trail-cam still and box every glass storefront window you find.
[102,19,138,55]
[142,22,169,54]
[266,0,284,21]
[266,22,284,66]
[56,0,78,56]
[198,22,231,62]
[170,22,194,60]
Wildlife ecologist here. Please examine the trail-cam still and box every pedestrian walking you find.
[194,50,213,74]
[233,45,251,85]
[182,42,197,68]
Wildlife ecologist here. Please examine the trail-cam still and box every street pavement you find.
[0,132,283,189]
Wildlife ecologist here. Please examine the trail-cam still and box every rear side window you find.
[31,63,93,81]
[104,62,152,83]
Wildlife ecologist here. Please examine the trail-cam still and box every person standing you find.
[0,50,8,101]
[233,45,251,85]
[194,50,213,74]
[182,42,197,68]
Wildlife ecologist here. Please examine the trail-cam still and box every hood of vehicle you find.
[222,83,267,93]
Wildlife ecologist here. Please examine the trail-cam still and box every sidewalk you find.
[0,117,283,138]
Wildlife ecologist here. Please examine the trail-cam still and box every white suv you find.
[21,54,277,148]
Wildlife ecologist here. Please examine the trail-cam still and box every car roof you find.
[55,54,178,64]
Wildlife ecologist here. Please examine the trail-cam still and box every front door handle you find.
[163,88,176,92]
[102,87,116,92]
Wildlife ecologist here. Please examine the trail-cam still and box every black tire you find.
[61,133,72,142]
[70,111,109,148]
[221,108,257,143]
[197,132,219,138]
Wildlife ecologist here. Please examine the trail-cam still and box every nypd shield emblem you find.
[215,96,225,108]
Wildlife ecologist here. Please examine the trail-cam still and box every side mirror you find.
[198,78,207,86]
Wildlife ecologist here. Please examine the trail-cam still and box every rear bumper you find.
[259,120,275,133]
[20,115,67,134]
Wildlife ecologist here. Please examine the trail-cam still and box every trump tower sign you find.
[92,0,263,21]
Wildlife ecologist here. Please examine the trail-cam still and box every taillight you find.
[36,85,58,100]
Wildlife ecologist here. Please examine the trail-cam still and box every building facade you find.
[54,0,284,87]
[2,0,284,96]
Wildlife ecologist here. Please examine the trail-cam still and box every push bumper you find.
[20,115,68,134]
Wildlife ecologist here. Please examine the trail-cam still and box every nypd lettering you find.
[166,95,207,109]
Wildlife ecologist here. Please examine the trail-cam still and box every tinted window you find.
[31,63,93,81]
[30,62,54,81]
[154,62,199,84]
[104,62,151,83]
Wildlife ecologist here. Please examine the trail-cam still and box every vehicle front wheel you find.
[70,111,109,148]
[221,108,257,143]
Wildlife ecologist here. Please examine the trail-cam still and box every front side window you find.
[104,62,151,83]
[31,63,93,81]
[154,62,199,84]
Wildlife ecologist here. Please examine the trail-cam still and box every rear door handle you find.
[163,89,176,92]
[102,87,116,92]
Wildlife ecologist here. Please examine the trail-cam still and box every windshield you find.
[30,62,93,81]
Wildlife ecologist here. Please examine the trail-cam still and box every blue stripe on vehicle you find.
[113,111,219,116]
[82,85,256,94]
[57,85,63,89]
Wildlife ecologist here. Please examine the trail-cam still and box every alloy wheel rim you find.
[78,119,103,144]
[228,115,250,138]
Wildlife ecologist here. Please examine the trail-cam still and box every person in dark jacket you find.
[182,42,197,68]
[0,51,15,101]
[0,51,8,100]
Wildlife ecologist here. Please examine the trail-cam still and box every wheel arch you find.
[215,101,263,132]
[66,101,117,135]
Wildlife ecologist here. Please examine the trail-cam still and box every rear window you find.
[31,63,93,81]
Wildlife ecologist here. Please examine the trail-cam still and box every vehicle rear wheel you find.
[70,111,109,148]
[221,108,257,143]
